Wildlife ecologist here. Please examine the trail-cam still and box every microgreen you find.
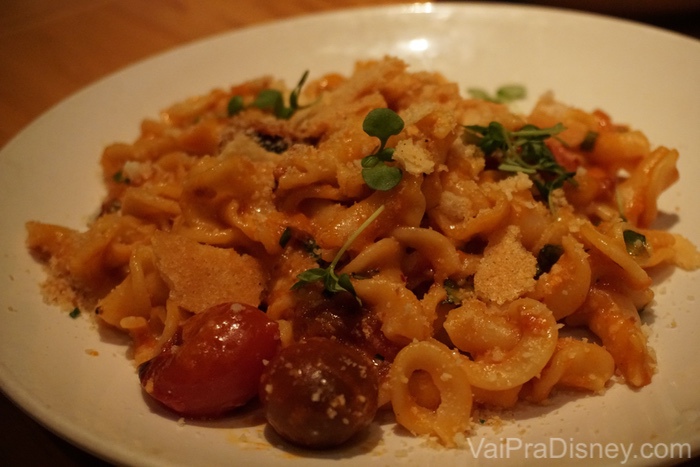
[467,85,527,104]
[226,95,245,116]
[360,108,404,191]
[227,70,310,119]
[292,205,386,303]
[464,121,575,208]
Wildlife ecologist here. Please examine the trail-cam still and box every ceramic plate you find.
[1,3,698,466]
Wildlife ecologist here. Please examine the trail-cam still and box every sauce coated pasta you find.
[26,57,699,448]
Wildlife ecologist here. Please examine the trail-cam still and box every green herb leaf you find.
[252,89,285,114]
[288,70,309,111]
[228,70,311,120]
[292,205,386,303]
[441,277,474,306]
[292,268,327,285]
[363,108,404,142]
[279,227,292,248]
[361,155,380,168]
[335,273,356,295]
[360,108,404,191]
[227,95,245,116]
[496,85,527,103]
[362,164,403,191]
[468,85,527,104]
[464,121,574,209]
[303,237,324,264]
[442,279,463,306]
[623,229,649,257]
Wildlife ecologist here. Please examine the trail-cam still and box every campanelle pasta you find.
[26,57,700,447]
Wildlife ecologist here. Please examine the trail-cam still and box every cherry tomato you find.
[260,337,379,449]
[139,302,280,418]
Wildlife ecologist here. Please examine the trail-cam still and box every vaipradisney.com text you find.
[467,437,692,464]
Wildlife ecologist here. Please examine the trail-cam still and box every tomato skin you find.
[259,337,379,449]
[139,302,280,418]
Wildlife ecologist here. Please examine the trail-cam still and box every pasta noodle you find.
[388,339,472,446]
[25,56,700,448]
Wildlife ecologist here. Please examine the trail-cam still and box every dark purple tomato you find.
[139,302,280,418]
[259,337,379,449]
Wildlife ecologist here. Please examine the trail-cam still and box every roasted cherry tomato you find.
[260,337,379,449]
[139,302,280,418]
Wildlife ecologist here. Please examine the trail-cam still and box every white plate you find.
[1,3,699,466]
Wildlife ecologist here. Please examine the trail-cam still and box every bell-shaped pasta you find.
[616,146,679,228]
[179,154,284,253]
[342,237,403,274]
[588,130,650,172]
[578,221,651,290]
[389,339,472,446]
[26,214,154,299]
[444,299,520,355]
[390,226,462,281]
[354,276,433,344]
[97,246,166,327]
[344,237,435,343]
[447,298,558,391]
[120,186,182,229]
[471,385,521,409]
[576,287,655,387]
[429,183,511,244]
[530,235,591,321]
[524,338,615,402]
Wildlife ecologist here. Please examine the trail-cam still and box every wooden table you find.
[1,1,698,465]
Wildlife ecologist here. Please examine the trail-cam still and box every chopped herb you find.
[112,171,130,184]
[279,227,292,248]
[467,85,527,104]
[623,229,648,257]
[251,89,286,115]
[361,108,404,191]
[535,244,564,279]
[226,95,245,116]
[287,70,309,113]
[442,278,473,306]
[464,121,575,208]
[580,131,598,151]
[303,238,324,264]
[69,307,81,319]
[228,70,311,119]
[292,205,385,303]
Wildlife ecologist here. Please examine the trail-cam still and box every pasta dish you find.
[26,57,699,448]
